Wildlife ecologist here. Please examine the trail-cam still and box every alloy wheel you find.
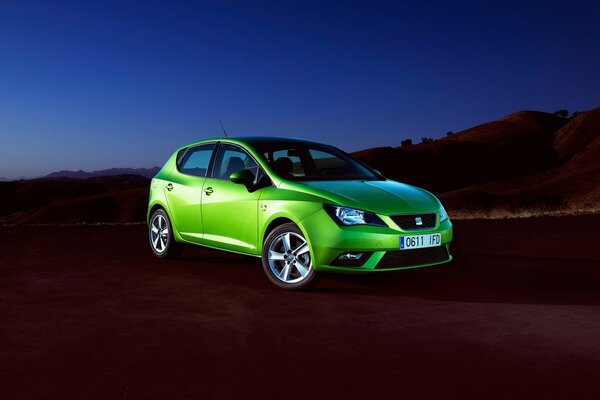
[150,213,169,254]
[267,231,312,284]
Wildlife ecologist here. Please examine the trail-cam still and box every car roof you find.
[232,136,318,145]
[182,136,322,149]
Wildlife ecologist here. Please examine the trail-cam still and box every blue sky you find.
[1,0,599,178]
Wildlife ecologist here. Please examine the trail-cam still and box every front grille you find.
[391,213,436,230]
[375,246,449,269]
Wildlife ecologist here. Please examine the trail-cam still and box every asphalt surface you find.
[1,216,599,399]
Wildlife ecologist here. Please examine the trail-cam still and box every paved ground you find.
[1,216,599,399]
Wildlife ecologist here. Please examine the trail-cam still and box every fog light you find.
[332,252,371,267]
[339,252,364,260]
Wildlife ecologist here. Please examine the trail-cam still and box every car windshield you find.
[250,142,380,181]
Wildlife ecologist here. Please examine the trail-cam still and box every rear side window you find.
[178,143,215,177]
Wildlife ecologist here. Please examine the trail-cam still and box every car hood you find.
[296,180,440,215]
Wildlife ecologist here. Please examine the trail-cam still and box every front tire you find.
[149,209,182,259]
[262,223,318,290]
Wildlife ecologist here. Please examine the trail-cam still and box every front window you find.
[252,142,380,181]
[211,143,260,181]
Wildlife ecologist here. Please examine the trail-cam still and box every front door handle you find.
[165,183,174,191]
[204,187,214,196]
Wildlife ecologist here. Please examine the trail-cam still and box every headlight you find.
[439,204,448,222]
[324,205,386,226]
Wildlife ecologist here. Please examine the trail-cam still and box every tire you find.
[262,223,318,290]
[149,209,182,259]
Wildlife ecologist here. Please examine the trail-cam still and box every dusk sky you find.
[1,0,599,179]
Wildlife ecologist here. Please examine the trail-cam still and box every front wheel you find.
[262,223,318,290]
[149,209,182,259]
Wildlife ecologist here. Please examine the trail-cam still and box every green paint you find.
[148,137,452,283]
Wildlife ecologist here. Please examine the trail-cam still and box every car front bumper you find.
[300,209,453,272]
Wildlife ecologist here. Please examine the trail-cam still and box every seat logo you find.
[415,216,423,226]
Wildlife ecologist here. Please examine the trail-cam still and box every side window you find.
[212,144,259,180]
[265,149,306,179]
[272,150,305,177]
[178,144,215,177]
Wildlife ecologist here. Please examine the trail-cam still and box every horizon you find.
[2,0,600,179]
[0,104,594,181]
[1,104,593,181]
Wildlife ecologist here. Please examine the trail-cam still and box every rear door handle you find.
[165,183,174,191]
[204,187,214,196]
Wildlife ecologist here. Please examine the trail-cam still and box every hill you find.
[44,167,160,179]
[436,107,600,214]
[0,175,150,225]
[353,110,567,194]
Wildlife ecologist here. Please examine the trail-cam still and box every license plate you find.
[400,233,441,250]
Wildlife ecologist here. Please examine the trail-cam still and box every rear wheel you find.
[149,209,182,259]
[262,223,318,290]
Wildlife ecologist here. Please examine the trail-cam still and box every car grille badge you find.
[415,216,423,226]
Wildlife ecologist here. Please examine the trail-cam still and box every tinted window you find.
[272,150,304,177]
[255,142,379,181]
[211,144,259,180]
[179,144,215,177]
[310,149,351,177]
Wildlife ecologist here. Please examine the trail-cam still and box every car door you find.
[164,143,215,243]
[200,143,262,254]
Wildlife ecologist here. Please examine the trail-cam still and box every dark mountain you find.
[45,167,161,179]
[437,107,600,212]
[353,110,567,194]
[0,175,150,225]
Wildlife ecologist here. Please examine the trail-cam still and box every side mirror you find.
[230,169,254,189]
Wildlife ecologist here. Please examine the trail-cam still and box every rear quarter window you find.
[178,144,215,177]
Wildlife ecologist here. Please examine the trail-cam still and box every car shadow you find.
[310,255,600,306]
[161,244,600,306]
[176,254,260,266]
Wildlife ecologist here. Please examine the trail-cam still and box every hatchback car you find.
[148,137,452,289]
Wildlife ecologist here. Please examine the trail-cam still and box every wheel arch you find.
[147,200,170,224]
[259,214,312,256]
[148,203,163,223]
[147,201,184,243]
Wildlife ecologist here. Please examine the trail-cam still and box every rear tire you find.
[149,209,182,259]
[262,223,318,290]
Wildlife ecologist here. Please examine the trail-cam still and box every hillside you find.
[353,111,567,193]
[434,108,600,213]
[45,167,160,179]
[0,175,150,225]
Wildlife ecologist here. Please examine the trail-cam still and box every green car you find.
[148,137,452,289]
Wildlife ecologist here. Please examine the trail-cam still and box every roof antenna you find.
[219,119,228,137]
